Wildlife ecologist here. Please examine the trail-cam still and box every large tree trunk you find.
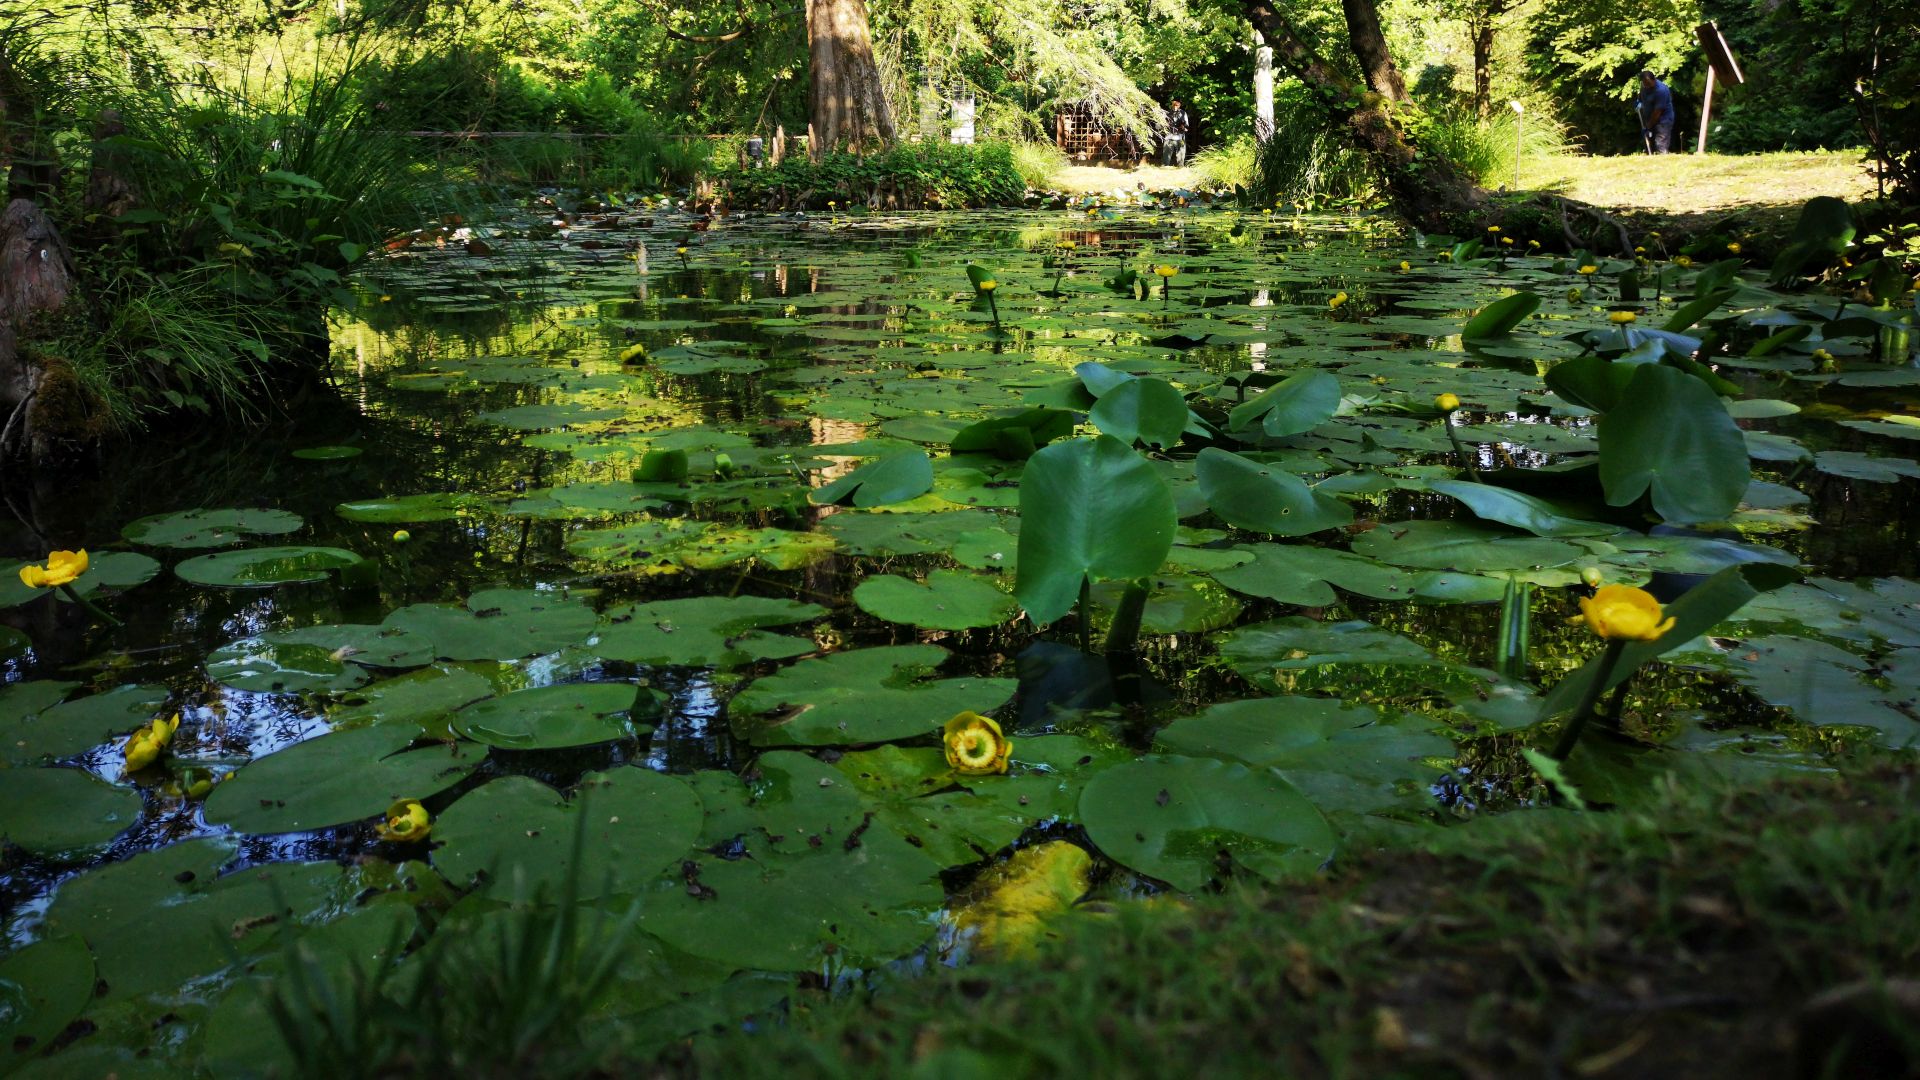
[1247,0,1485,232]
[0,198,82,463]
[806,0,895,160]
[1471,16,1494,117]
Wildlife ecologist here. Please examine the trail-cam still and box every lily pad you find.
[595,596,826,669]
[206,624,435,693]
[853,570,1018,630]
[0,552,162,607]
[432,768,703,900]
[0,768,142,858]
[335,493,494,524]
[0,935,96,1073]
[291,445,362,460]
[1016,435,1177,625]
[730,644,1018,746]
[1196,448,1353,537]
[451,682,652,749]
[0,683,168,766]
[175,545,365,588]
[1078,755,1336,891]
[384,588,596,661]
[121,508,305,550]
[809,451,935,508]
[203,724,483,834]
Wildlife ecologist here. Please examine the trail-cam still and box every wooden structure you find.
[1053,103,1142,165]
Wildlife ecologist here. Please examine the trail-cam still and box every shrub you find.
[720,142,1027,210]
[1191,134,1259,191]
[1008,140,1070,189]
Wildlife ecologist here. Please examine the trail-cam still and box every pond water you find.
[3,198,1919,1071]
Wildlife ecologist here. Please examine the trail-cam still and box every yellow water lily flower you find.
[1486,225,1501,234]
[1573,585,1675,642]
[1727,242,1742,254]
[943,712,1011,775]
[1608,310,1637,324]
[392,530,411,543]
[377,798,432,843]
[977,279,998,292]
[1435,392,1461,411]
[676,246,688,255]
[1056,240,1077,250]
[18,549,88,590]
[1577,264,1599,276]
[1528,240,1541,250]
[123,713,180,772]
[1673,255,1693,268]
[1329,291,1348,309]
[1567,287,1584,303]
[1500,236,1514,246]
[1153,264,1177,278]
[1398,261,1411,271]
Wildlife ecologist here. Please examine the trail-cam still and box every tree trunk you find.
[1341,0,1408,101]
[1253,31,1275,143]
[1472,17,1494,117]
[0,198,79,463]
[1247,0,1485,232]
[806,0,896,160]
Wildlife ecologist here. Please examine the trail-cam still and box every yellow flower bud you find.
[377,798,432,843]
[1572,585,1675,642]
[1727,242,1742,254]
[978,279,998,292]
[1674,255,1692,268]
[1398,261,1411,271]
[1435,392,1461,412]
[1329,292,1348,309]
[1577,265,1598,275]
[1153,264,1176,278]
[943,712,1011,775]
[392,530,411,543]
[1608,310,1637,324]
[1580,566,1604,589]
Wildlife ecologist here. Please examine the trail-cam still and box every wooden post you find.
[1695,65,1715,155]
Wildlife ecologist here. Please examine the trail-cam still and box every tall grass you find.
[1191,134,1259,191]
[1008,140,1070,189]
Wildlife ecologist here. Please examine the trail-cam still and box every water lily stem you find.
[1104,581,1150,656]
[59,583,123,628]
[986,290,1000,327]
[1077,577,1092,652]
[1551,639,1627,761]
[1442,414,1484,482]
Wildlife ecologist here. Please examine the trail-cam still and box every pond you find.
[3,197,1919,1072]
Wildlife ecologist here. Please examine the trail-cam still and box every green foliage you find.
[1190,134,1260,191]
[721,142,1027,209]
[1007,140,1070,188]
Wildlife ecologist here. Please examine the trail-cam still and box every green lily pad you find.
[1599,364,1750,524]
[203,724,483,834]
[206,624,435,693]
[1350,519,1587,572]
[432,768,703,900]
[121,508,305,550]
[327,666,498,730]
[451,682,653,749]
[853,570,1018,630]
[730,644,1018,747]
[1016,435,1177,625]
[0,935,96,1073]
[0,683,167,765]
[0,551,162,608]
[0,768,142,858]
[1079,755,1336,891]
[174,545,365,588]
[1196,448,1353,537]
[384,588,596,661]
[595,596,826,669]
[1228,369,1341,437]
[336,492,494,524]
[291,445,362,460]
[1220,618,1450,688]
[1155,698,1454,814]
[809,451,935,508]
[1089,376,1189,450]
[821,509,1005,557]
[0,626,26,660]
[1426,480,1617,538]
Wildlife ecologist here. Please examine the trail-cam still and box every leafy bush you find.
[1250,86,1377,205]
[1008,140,1070,189]
[1191,134,1260,191]
[721,142,1027,210]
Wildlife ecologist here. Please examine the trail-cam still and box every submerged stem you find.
[59,582,124,628]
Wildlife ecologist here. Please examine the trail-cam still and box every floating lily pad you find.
[1350,519,1587,572]
[335,492,493,524]
[853,570,1017,630]
[121,508,305,550]
[730,644,1018,746]
[290,445,362,460]
[175,545,365,588]
[0,683,166,766]
[477,403,625,429]
[451,682,652,749]
[0,551,162,608]
[206,624,435,693]
[0,935,95,1073]
[203,724,483,834]
[0,768,142,858]
[432,768,703,900]
[385,588,596,661]
[1155,697,1454,814]
[594,596,826,669]
[810,451,935,508]
[1220,618,1450,689]
[327,666,498,730]
[1079,755,1336,891]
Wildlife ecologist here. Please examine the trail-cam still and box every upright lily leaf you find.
[1089,377,1189,450]
[1227,369,1340,437]
[1015,436,1176,625]
[809,451,934,508]
[1462,291,1541,338]
[1599,364,1749,524]
[1196,448,1352,537]
[1427,480,1617,538]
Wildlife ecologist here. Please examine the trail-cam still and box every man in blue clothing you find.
[1636,70,1675,153]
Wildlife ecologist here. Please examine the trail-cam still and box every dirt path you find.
[1050,163,1206,194]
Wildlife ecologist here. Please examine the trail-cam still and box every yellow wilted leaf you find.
[951,842,1092,957]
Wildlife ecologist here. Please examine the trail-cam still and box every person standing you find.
[1162,99,1190,167]
[1635,71,1674,153]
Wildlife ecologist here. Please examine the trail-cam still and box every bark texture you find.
[0,198,77,462]
[806,0,895,159]
[1246,0,1485,233]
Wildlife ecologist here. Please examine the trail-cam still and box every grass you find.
[657,755,1920,1077]
[1521,150,1884,242]
[262,754,1920,1078]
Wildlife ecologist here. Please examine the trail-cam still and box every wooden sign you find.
[1696,22,1744,86]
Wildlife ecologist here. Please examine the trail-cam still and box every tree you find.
[1244,0,1486,231]
[806,0,896,155]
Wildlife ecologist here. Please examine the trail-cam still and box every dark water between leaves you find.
[3,200,1918,1072]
